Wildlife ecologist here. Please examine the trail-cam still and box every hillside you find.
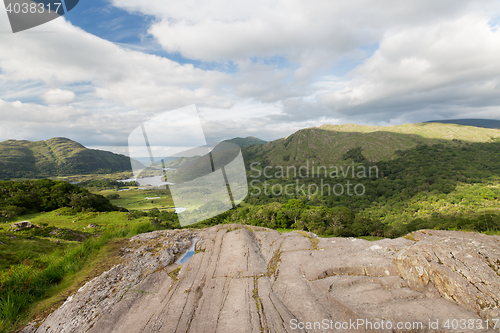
[426,118,500,129]
[223,136,267,147]
[242,122,500,167]
[0,137,132,179]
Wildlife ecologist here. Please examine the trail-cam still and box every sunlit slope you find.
[425,118,500,129]
[223,136,267,147]
[242,122,500,166]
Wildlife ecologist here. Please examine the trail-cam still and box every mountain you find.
[425,118,500,129]
[223,136,267,147]
[161,137,267,176]
[0,137,132,179]
[158,137,266,170]
[242,122,500,167]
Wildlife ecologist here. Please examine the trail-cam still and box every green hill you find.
[425,118,500,129]
[0,137,132,179]
[223,136,267,147]
[161,137,267,173]
[242,123,500,167]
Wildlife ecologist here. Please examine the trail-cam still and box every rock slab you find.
[23,227,500,333]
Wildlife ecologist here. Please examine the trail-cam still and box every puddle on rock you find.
[176,237,200,265]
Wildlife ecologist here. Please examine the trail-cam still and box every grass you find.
[277,228,383,240]
[358,236,386,241]
[319,122,500,142]
[51,171,133,183]
[275,228,295,233]
[168,266,182,282]
[296,230,319,249]
[0,209,162,333]
[27,238,128,324]
[95,187,175,211]
[265,249,281,278]
[5,209,149,233]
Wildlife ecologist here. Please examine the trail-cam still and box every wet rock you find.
[23,226,499,333]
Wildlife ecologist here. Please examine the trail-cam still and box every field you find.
[50,173,177,211]
[96,187,175,211]
[0,209,150,270]
[0,208,155,331]
[50,171,133,183]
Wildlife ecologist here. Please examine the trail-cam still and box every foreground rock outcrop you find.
[23,225,500,332]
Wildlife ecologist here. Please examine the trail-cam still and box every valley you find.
[0,122,500,331]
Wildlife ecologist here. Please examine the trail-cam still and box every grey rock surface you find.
[395,230,500,321]
[23,226,500,333]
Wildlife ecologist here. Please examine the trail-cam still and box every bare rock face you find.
[23,226,500,333]
[394,230,500,321]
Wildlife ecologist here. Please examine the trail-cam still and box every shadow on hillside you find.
[240,126,500,226]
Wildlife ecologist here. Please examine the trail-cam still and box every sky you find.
[0,0,500,155]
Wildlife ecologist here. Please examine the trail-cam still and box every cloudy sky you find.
[0,0,500,154]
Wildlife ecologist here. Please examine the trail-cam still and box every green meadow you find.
[0,208,159,332]
[50,171,133,183]
[97,187,175,211]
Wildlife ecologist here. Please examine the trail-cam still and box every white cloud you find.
[107,0,500,127]
[114,0,495,63]
[0,98,143,146]
[318,15,500,121]
[42,89,76,104]
[0,14,231,112]
[1,0,500,150]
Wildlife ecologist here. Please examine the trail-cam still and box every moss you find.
[266,250,281,278]
[297,231,319,249]
[252,275,265,332]
[131,289,155,295]
[168,266,182,282]
[403,234,417,241]
[310,238,319,249]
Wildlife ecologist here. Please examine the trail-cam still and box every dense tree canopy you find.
[0,179,124,219]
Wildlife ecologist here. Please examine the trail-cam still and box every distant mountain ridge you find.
[0,137,132,179]
[223,136,267,147]
[425,118,500,129]
[242,122,500,168]
[3,124,500,180]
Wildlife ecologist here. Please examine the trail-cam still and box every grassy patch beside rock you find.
[0,209,169,332]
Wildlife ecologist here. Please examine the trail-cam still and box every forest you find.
[2,140,500,237]
[194,141,500,237]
